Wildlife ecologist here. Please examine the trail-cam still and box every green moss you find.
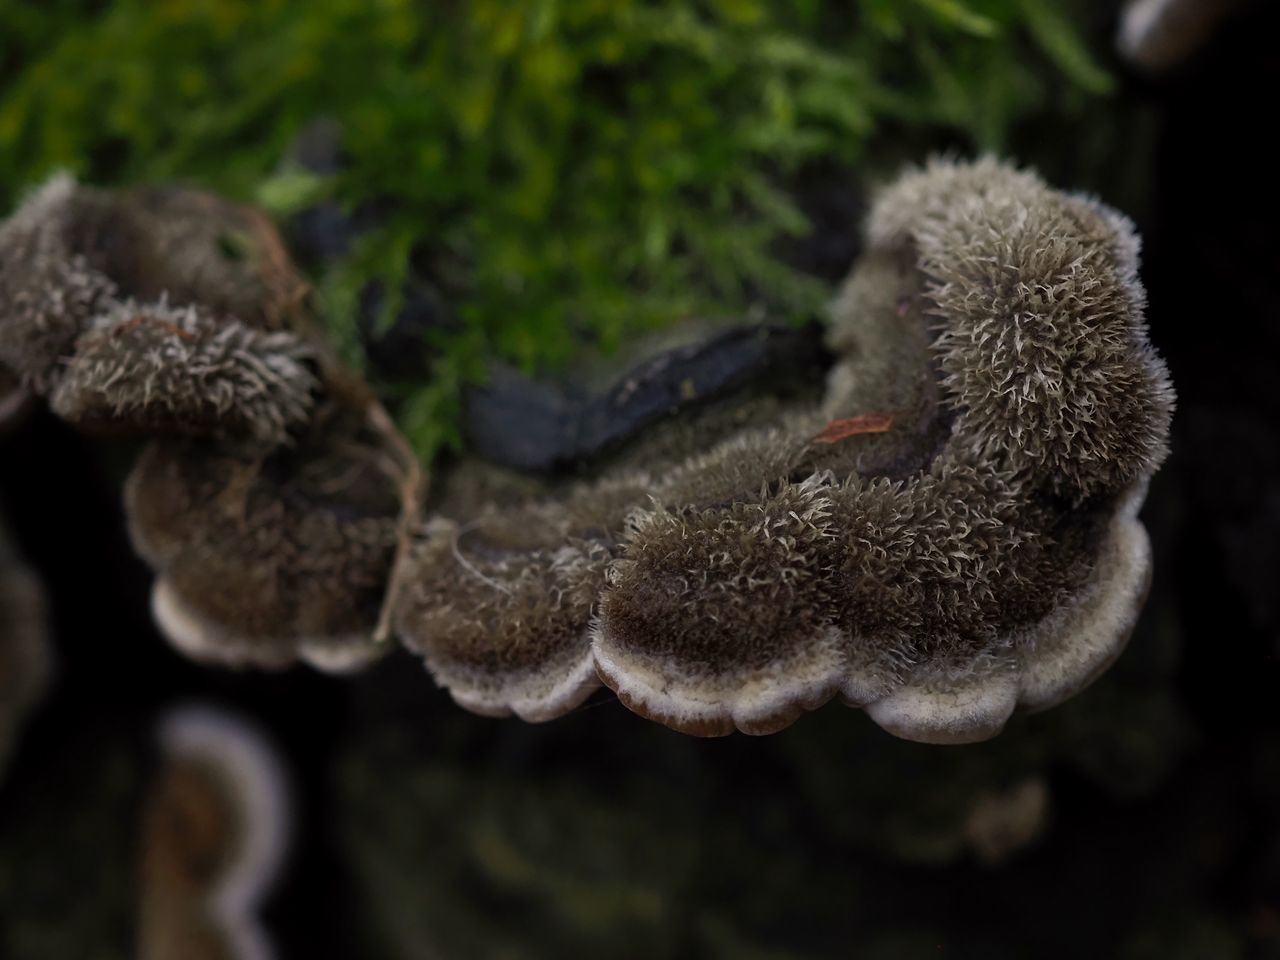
[0,0,1113,458]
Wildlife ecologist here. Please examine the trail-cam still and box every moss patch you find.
[0,0,1113,457]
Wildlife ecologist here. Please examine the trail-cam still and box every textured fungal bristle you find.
[0,175,117,391]
[394,388,826,722]
[1011,478,1154,711]
[396,157,1173,742]
[871,157,1175,500]
[2,174,420,677]
[50,299,317,447]
[597,476,847,735]
[141,705,290,960]
[1,174,316,451]
[393,488,632,721]
[126,415,401,672]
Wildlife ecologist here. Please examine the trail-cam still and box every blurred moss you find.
[335,675,1196,960]
[329,566,1203,959]
[0,0,1114,457]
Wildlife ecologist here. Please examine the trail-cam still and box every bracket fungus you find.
[0,174,314,444]
[396,158,1173,742]
[0,159,1171,741]
[0,176,418,672]
[140,705,290,960]
[49,298,317,447]
[124,405,404,673]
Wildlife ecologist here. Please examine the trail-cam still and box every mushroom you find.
[124,405,403,673]
[49,298,316,448]
[0,515,51,779]
[396,158,1173,742]
[394,347,828,722]
[0,177,419,672]
[0,174,314,443]
[140,704,290,960]
[0,175,117,395]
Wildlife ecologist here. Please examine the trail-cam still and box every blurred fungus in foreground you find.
[1117,0,1248,72]
[140,705,290,960]
[396,158,1174,743]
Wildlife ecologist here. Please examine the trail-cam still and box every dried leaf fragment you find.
[811,412,896,445]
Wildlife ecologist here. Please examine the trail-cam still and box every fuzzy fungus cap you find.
[125,404,402,673]
[396,157,1173,742]
[0,175,316,445]
[0,176,422,674]
[140,704,290,960]
[50,299,316,448]
[0,175,117,392]
[867,157,1173,501]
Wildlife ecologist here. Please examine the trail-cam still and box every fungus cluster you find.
[395,158,1173,742]
[0,158,1173,742]
[0,175,414,672]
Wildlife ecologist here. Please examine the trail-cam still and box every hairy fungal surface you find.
[51,300,316,447]
[140,705,290,960]
[0,176,419,673]
[125,407,401,672]
[0,175,117,392]
[397,158,1173,742]
[0,175,314,445]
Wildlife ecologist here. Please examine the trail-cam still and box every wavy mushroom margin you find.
[419,479,1152,743]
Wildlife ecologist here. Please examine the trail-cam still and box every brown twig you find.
[365,396,426,647]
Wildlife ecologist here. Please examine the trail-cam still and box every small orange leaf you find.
[812,412,895,445]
